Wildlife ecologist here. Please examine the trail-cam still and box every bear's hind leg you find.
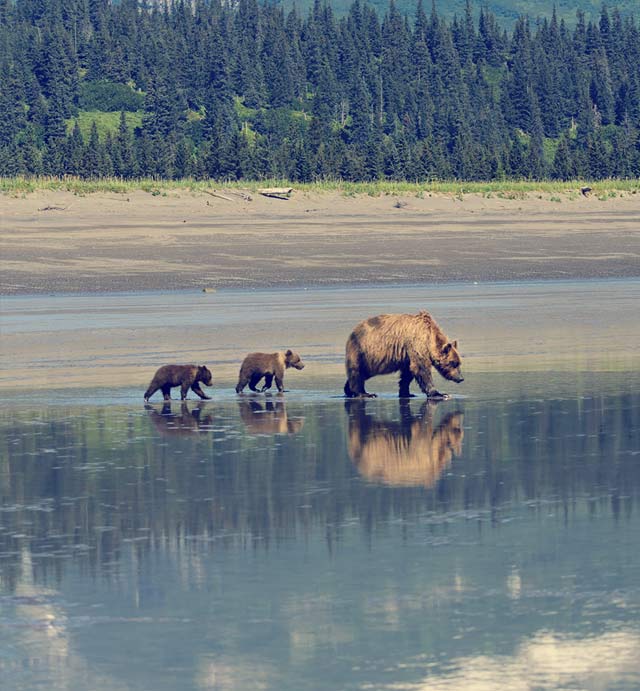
[249,373,263,392]
[261,374,274,392]
[345,371,375,398]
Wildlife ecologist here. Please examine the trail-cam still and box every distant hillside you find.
[1,0,639,182]
[279,0,637,26]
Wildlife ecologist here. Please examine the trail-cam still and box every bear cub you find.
[144,364,213,402]
[235,350,305,393]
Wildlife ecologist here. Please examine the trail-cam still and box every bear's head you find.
[433,341,464,383]
[284,349,305,370]
[197,365,213,386]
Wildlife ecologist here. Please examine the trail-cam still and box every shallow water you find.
[2,279,640,689]
[1,376,639,690]
[2,278,639,391]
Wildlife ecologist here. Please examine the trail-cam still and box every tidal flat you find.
[1,279,639,690]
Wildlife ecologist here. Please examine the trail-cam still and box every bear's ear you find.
[285,349,292,356]
[452,340,458,349]
[442,343,451,354]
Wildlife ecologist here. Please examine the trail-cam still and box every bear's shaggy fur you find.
[235,350,305,393]
[346,399,464,487]
[143,364,213,402]
[344,311,463,398]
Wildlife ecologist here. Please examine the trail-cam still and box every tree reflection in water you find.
[1,392,639,690]
[0,392,638,590]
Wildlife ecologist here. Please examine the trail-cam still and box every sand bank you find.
[1,189,639,294]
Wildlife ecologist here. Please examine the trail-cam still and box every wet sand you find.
[1,189,639,393]
[1,189,639,294]
[1,280,639,394]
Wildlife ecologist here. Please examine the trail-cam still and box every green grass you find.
[1,176,638,197]
[66,110,144,139]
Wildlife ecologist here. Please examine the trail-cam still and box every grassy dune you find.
[1,176,638,199]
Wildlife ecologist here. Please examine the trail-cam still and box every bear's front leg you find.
[398,368,416,398]
[412,362,448,399]
[426,389,449,400]
[191,383,211,400]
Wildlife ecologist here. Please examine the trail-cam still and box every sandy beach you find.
[2,188,639,294]
[1,189,639,393]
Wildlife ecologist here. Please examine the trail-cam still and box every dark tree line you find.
[1,0,639,181]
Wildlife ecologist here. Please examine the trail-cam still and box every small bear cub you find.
[235,350,305,394]
[144,364,213,402]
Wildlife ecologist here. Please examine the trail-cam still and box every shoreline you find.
[0,273,637,299]
[2,189,639,295]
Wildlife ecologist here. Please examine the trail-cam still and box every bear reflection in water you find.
[346,400,464,488]
[237,399,305,435]
[145,401,214,436]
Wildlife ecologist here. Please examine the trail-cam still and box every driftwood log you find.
[203,189,252,202]
[257,187,293,200]
[203,189,234,202]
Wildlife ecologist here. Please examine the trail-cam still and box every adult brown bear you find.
[344,311,463,398]
[235,350,305,393]
[143,364,213,402]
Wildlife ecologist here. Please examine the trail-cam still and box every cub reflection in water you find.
[346,399,464,488]
[145,401,214,436]
[237,399,305,435]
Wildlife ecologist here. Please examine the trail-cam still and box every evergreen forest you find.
[1,0,639,182]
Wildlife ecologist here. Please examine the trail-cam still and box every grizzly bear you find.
[235,350,305,393]
[346,399,464,488]
[343,311,463,398]
[143,364,213,402]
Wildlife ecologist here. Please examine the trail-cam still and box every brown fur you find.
[238,399,305,435]
[143,364,213,402]
[344,311,463,398]
[145,401,213,436]
[346,400,464,487]
[235,350,305,393]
